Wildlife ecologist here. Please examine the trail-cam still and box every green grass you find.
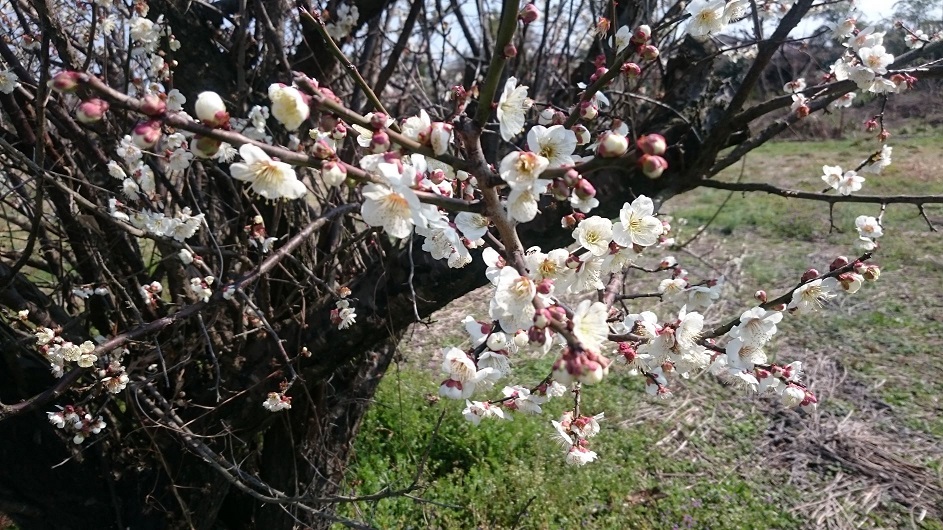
[340,366,801,529]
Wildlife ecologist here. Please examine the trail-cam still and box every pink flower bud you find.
[538,108,556,125]
[529,326,547,343]
[140,94,166,116]
[369,113,388,129]
[536,278,554,295]
[313,139,336,159]
[550,178,571,201]
[321,160,348,186]
[754,290,767,303]
[369,131,390,153]
[771,303,786,311]
[518,3,539,24]
[504,43,518,58]
[131,120,162,149]
[551,111,567,125]
[621,62,641,78]
[50,71,82,92]
[554,170,576,190]
[795,104,810,118]
[578,100,598,120]
[597,131,629,157]
[800,269,819,282]
[632,25,652,44]
[574,178,596,199]
[561,214,578,229]
[191,135,221,158]
[639,154,668,178]
[331,123,347,140]
[863,118,878,132]
[637,134,667,156]
[829,256,850,271]
[641,45,659,61]
[571,124,591,145]
[76,98,110,124]
[195,91,229,127]
[429,122,452,155]
[589,67,609,84]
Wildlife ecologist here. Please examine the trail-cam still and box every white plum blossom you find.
[497,77,532,141]
[858,45,894,76]
[500,151,549,190]
[788,277,839,313]
[0,69,20,94]
[490,266,536,332]
[462,400,508,425]
[860,145,892,175]
[454,212,490,240]
[822,165,864,195]
[571,300,610,352]
[268,84,310,131]
[230,144,307,200]
[685,0,728,37]
[526,125,577,168]
[325,2,359,40]
[610,25,631,53]
[611,195,662,247]
[855,215,883,239]
[263,392,292,412]
[361,163,427,238]
[573,216,613,257]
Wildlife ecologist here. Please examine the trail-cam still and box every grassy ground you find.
[337,135,943,529]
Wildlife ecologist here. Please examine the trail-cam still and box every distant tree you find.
[0,0,941,528]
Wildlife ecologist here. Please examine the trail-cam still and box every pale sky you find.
[853,0,897,21]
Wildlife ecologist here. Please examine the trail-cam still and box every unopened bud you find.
[561,214,578,229]
[331,123,347,140]
[800,268,819,283]
[597,132,629,158]
[637,133,667,156]
[864,118,878,132]
[321,160,347,186]
[632,25,652,44]
[313,139,336,159]
[191,135,222,158]
[50,71,82,92]
[550,178,571,201]
[621,62,642,78]
[572,124,591,145]
[76,98,110,124]
[578,100,598,120]
[369,131,390,153]
[131,120,162,149]
[518,3,539,24]
[504,43,518,58]
[639,154,668,178]
[754,290,767,303]
[574,178,596,199]
[563,168,581,187]
[829,256,850,271]
[589,67,609,84]
[565,253,582,269]
[536,278,554,295]
[369,113,389,129]
[140,94,166,116]
[194,91,229,127]
[878,129,891,142]
[551,110,567,125]
[795,104,810,118]
[538,108,556,125]
[641,45,659,61]
[429,122,452,155]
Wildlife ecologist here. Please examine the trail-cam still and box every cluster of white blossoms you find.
[817,144,892,199]
[34,327,98,377]
[189,276,215,303]
[829,22,913,95]
[330,299,357,330]
[325,2,360,41]
[0,69,19,94]
[684,0,748,38]
[855,215,883,250]
[551,411,605,466]
[262,391,292,412]
[48,405,107,445]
